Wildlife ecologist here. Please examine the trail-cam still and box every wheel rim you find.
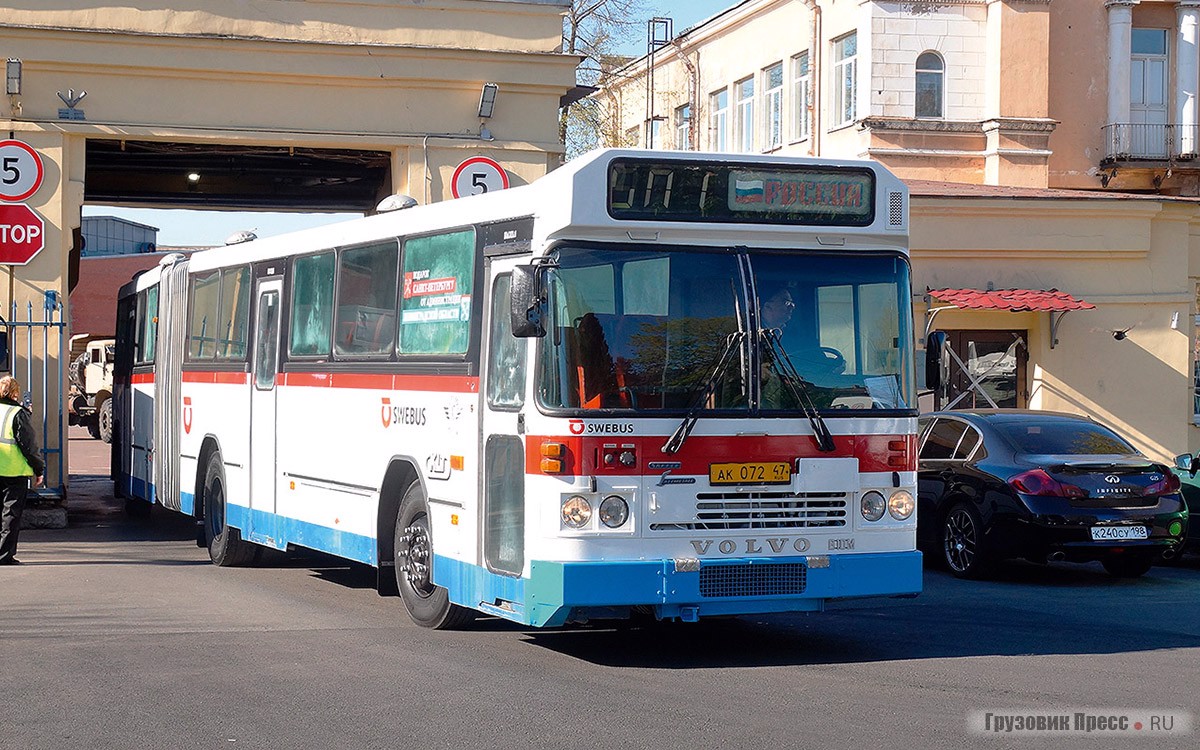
[206,478,224,543]
[399,515,435,599]
[944,509,978,573]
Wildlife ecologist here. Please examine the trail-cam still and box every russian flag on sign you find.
[733,178,765,204]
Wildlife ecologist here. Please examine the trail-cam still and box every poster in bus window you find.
[400,229,476,354]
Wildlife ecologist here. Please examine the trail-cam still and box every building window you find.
[915,51,944,118]
[710,89,729,151]
[791,51,811,142]
[735,76,755,152]
[832,32,857,126]
[675,103,691,150]
[646,118,663,149]
[763,63,783,150]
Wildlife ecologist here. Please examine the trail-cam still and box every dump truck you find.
[68,336,115,442]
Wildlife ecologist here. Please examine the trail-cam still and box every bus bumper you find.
[435,550,922,628]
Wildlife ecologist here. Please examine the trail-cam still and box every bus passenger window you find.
[290,252,335,357]
[217,266,250,360]
[188,271,220,359]
[334,241,398,357]
[399,229,476,355]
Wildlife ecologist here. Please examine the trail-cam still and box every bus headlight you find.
[599,495,629,528]
[889,490,915,520]
[561,495,592,529]
[860,491,886,522]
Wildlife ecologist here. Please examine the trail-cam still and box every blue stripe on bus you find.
[436,550,923,628]
[220,502,377,565]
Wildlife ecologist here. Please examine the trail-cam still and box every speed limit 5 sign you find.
[451,156,510,199]
[0,140,44,202]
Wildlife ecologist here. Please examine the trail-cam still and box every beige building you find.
[0,0,577,494]
[595,0,1200,463]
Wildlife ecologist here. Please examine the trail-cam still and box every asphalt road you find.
[2,429,1198,749]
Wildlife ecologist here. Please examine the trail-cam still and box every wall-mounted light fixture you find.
[478,82,498,119]
[187,172,200,183]
[6,58,21,96]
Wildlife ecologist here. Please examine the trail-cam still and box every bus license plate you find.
[709,462,792,485]
[1089,525,1149,541]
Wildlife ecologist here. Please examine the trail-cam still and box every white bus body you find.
[114,149,922,628]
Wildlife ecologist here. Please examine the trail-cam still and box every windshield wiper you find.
[661,331,746,455]
[759,328,836,452]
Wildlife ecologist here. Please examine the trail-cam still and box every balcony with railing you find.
[1102,123,1200,164]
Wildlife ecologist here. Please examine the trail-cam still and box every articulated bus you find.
[113,148,921,629]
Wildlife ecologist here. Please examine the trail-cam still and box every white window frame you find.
[675,103,691,150]
[763,62,784,151]
[710,89,729,151]
[791,51,811,142]
[646,118,663,149]
[832,32,858,127]
[735,76,755,152]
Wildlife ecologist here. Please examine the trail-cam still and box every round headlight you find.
[861,491,886,522]
[561,495,592,529]
[888,490,915,520]
[599,495,629,528]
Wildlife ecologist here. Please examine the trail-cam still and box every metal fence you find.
[1103,123,1200,162]
[3,290,66,496]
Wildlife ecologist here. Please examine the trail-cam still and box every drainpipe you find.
[804,0,821,156]
[667,37,699,149]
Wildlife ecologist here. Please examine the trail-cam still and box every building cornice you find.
[981,117,1060,134]
[860,117,984,133]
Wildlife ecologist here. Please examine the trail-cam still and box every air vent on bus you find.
[888,192,904,227]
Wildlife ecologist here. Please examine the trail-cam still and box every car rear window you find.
[994,420,1136,455]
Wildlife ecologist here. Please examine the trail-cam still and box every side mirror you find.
[1174,453,1200,477]
[925,330,948,391]
[510,264,546,338]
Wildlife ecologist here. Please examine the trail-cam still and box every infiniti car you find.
[917,410,1188,578]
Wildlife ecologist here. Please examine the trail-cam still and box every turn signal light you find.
[541,458,564,474]
[541,442,565,458]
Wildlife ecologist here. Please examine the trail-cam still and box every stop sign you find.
[0,203,45,265]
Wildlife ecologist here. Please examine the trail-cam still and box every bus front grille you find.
[699,562,807,598]
[650,492,848,531]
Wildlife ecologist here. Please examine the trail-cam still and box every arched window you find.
[915,51,944,118]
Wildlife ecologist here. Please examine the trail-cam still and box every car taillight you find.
[1008,469,1087,498]
[1146,470,1181,495]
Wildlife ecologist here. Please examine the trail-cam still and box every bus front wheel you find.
[393,483,474,629]
[203,452,259,567]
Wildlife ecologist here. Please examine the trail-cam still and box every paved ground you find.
[2,428,1198,749]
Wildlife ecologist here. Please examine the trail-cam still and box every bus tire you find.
[203,452,258,567]
[394,483,474,629]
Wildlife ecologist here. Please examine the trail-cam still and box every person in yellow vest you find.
[0,375,45,565]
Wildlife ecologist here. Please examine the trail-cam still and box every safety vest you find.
[0,403,34,477]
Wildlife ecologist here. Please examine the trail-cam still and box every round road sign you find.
[0,140,45,202]
[451,156,509,199]
[0,203,46,265]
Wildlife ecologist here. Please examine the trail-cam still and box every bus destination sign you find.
[607,158,875,227]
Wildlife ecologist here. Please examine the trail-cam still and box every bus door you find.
[250,278,283,531]
[480,262,528,579]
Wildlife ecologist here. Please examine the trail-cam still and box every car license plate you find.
[709,462,792,485]
[1090,525,1149,541]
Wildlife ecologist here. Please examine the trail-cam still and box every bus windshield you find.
[537,245,915,413]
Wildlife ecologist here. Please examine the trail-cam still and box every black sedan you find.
[917,410,1189,579]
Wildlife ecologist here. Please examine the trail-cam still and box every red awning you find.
[927,288,1095,312]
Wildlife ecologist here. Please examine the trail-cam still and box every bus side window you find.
[399,229,476,355]
[289,251,335,358]
[487,275,526,409]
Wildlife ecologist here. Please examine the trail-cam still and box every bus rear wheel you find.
[394,483,473,629]
[202,452,258,567]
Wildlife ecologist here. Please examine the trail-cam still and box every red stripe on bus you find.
[182,371,250,385]
[525,434,915,476]
[131,373,155,384]
[278,372,479,393]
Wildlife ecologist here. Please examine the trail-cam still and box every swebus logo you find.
[183,397,193,434]
[380,397,426,429]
